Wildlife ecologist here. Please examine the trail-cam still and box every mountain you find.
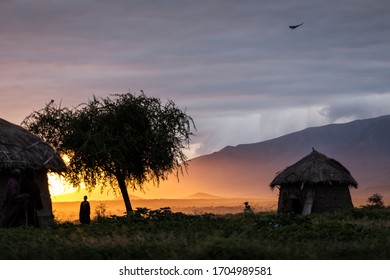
[152,115,390,202]
[184,192,223,199]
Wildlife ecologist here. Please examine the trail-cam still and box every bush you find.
[94,202,107,220]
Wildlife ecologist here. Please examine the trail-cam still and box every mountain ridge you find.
[153,115,390,202]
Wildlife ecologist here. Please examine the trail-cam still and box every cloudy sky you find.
[1,0,390,158]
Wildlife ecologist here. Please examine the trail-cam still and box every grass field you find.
[0,207,389,260]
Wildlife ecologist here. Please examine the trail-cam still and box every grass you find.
[0,207,389,259]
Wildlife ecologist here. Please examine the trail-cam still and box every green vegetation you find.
[0,207,389,260]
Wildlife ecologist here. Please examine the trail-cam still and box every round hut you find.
[270,149,357,215]
[0,118,67,227]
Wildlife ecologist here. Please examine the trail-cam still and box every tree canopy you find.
[22,93,196,213]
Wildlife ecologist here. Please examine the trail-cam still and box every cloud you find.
[1,0,390,157]
[319,93,390,123]
[190,105,329,156]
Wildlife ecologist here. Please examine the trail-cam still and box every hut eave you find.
[0,118,67,173]
[269,150,358,189]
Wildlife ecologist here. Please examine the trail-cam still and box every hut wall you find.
[35,170,55,228]
[0,171,55,228]
[277,183,354,214]
[0,174,10,223]
[310,183,354,213]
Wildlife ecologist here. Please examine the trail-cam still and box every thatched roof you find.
[0,118,66,173]
[270,149,358,189]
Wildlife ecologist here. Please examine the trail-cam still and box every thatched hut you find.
[0,118,66,227]
[270,149,357,215]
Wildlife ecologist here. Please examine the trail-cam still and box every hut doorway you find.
[291,198,301,214]
[282,197,302,214]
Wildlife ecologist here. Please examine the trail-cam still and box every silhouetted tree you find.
[366,193,385,208]
[22,92,195,214]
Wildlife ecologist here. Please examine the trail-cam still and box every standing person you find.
[1,169,30,227]
[21,169,43,227]
[79,195,91,224]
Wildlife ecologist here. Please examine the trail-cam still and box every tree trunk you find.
[115,174,133,214]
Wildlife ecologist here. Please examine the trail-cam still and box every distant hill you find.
[152,115,390,203]
[184,192,223,199]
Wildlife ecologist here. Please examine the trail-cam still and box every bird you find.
[289,22,303,29]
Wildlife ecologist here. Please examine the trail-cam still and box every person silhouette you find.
[79,195,91,224]
[1,169,30,227]
[243,201,254,217]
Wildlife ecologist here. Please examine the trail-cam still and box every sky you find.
[1,0,390,159]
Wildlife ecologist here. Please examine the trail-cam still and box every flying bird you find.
[289,22,303,29]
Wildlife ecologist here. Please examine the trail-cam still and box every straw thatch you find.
[270,149,357,214]
[0,118,66,173]
[270,149,357,189]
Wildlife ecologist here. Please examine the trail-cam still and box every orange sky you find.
[48,173,209,202]
[48,170,276,202]
[49,173,139,202]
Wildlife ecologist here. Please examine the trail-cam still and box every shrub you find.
[94,202,107,220]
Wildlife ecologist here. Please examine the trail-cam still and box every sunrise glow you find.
[48,174,120,202]
[47,173,73,196]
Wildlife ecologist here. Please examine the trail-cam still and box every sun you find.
[47,173,124,202]
[47,173,75,196]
